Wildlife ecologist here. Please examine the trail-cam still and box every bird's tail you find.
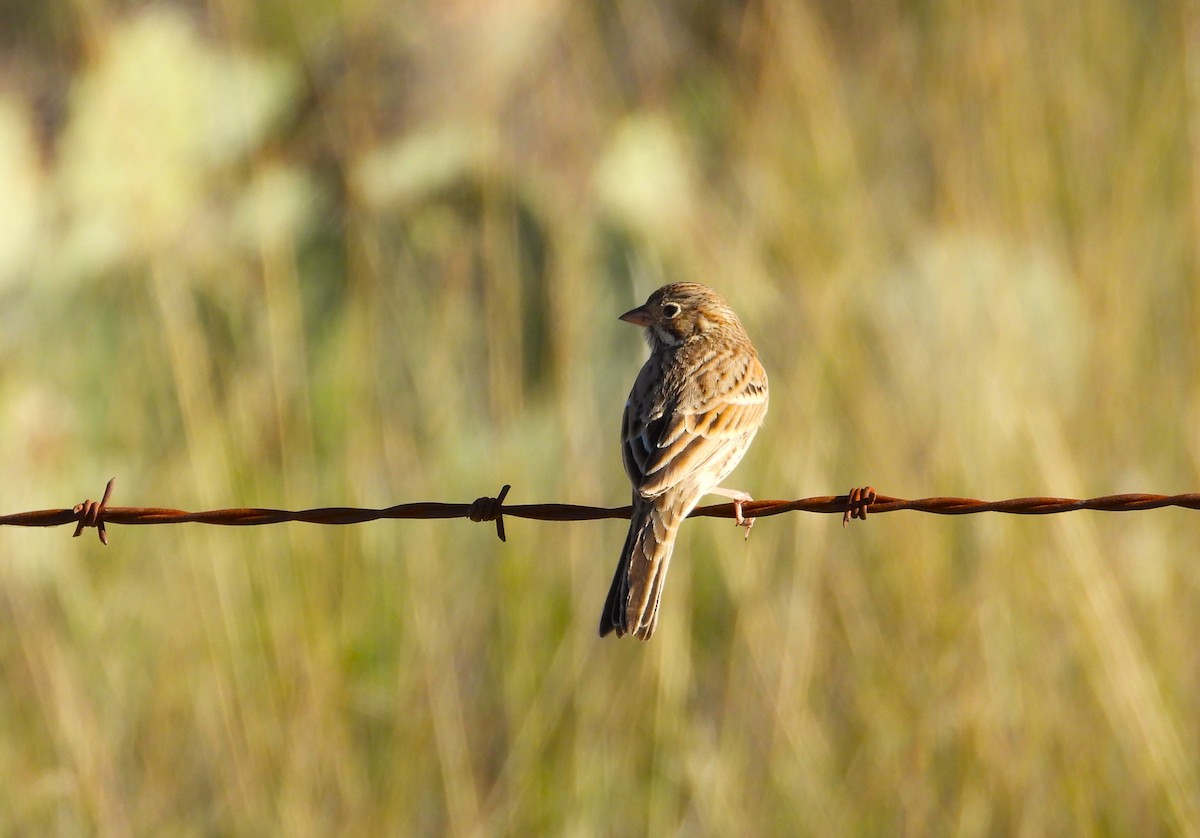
[599,497,689,640]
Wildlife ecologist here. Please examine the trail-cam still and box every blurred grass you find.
[1,0,1200,833]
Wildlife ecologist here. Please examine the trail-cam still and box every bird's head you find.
[620,283,745,350]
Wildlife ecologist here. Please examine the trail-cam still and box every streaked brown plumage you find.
[600,283,769,640]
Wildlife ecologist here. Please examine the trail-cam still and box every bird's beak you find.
[619,305,653,327]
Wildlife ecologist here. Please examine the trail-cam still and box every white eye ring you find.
[662,302,682,318]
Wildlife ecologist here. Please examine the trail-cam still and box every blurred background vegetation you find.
[1,0,1199,833]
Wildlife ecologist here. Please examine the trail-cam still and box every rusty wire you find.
[2,479,1200,545]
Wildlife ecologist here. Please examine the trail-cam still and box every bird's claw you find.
[733,499,755,540]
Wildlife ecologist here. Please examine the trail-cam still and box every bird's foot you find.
[710,487,756,539]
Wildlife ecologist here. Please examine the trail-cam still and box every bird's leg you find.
[708,486,755,538]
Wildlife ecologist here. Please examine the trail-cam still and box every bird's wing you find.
[622,349,768,499]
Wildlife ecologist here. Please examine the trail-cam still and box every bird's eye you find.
[662,302,682,318]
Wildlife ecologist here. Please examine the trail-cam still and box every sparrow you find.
[600,282,769,640]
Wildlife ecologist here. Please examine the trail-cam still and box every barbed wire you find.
[2,479,1200,545]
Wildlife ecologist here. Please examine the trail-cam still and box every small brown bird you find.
[600,283,769,640]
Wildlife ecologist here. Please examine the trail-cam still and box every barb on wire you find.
[3,479,1200,546]
[467,484,511,542]
[73,477,115,544]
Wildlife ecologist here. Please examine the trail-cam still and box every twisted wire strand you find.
[3,479,1199,545]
